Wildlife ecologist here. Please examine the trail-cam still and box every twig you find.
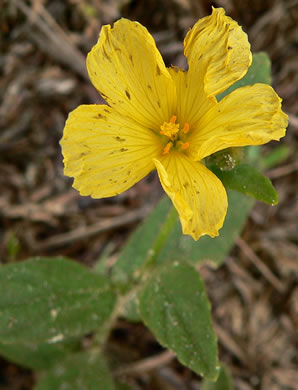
[114,350,176,376]
[266,161,298,179]
[236,238,285,292]
[250,3,284,50]
[288,113,298,131]
[158,367,190,390]
[226,256,261,293]
[13,0,88,80]
[34,205,151,250]
[213,322,248,363]
[37,1,78,48]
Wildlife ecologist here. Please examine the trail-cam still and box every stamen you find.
[181,142,190,150]
[160,117,179,140]
[163,142,173,155]
[159,116,190,155]
[183,122,190,134]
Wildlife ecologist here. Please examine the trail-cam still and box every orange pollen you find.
[170,115,177,124]
[160,115,190,155]
[160,117,179,140]
[163,142,173,155]
[183,122,190,134]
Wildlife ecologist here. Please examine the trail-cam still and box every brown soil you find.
[1,1,297,389]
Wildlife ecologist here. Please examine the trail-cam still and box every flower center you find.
[160,115,190,155]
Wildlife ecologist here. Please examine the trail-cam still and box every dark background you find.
[0,0,297,389]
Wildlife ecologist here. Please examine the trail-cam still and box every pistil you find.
[160,115,191,155]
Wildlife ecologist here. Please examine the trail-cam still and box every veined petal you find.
[87,19,176,129]
[61,105,162,198]
[184,7,252,103]
[168,67,214,130]
[188,84,288,161]
[154,153,227,240]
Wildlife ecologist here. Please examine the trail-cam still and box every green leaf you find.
[6,231,21,261]
[260,144,291,170]
[34,352,115,390]
[209,164,278,205]
[217,52,271,101]
[0,339,78,370]
[155,191,254,267]
[114,189,254,295]
[138,262,218,380]
[122,290,140,322]
[112,197,174,287]
[201,364,234,390]
[0,257,116,344]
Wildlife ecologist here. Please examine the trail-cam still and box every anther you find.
[163,142,173,155]
[170,115,177,124]
[181,142,190,150]
[183,122,190,134]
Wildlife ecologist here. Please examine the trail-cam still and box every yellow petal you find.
[168,67,214,130]
[154,153,227,240]
[188,84,288,161]
[184,7,252,103]
[87,19,176,129]
[61,105,162,198]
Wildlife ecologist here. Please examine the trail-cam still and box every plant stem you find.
[91,206,178,351]
[143,205,178,269]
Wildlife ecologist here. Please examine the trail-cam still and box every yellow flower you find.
[61,8,288,240]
